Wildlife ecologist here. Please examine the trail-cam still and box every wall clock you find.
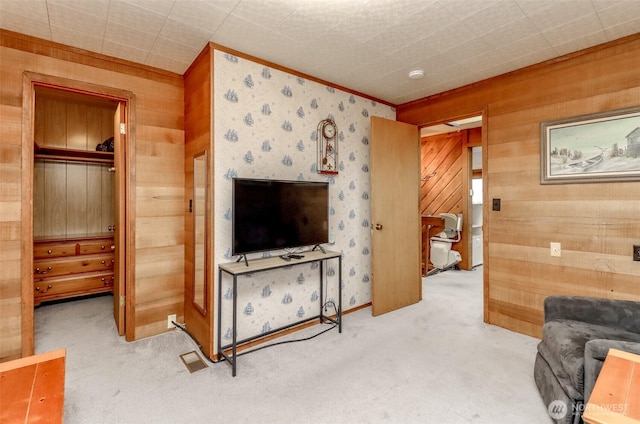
[317,119,338,175]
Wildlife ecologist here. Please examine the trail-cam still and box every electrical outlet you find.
[167,314,176,329]
[634,245,640,262]
[550,242,561,257]
[492,198,501,211]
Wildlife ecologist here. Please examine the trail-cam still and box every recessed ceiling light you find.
[408,69,425,79]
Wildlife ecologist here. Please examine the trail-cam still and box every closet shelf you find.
[34,143,114,164]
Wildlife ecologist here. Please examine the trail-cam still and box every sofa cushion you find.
[540,319,640,395]
[544,296,640,334]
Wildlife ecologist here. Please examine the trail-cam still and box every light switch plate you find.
[550,242,561,257]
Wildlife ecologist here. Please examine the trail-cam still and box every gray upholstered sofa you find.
[534,295,640,424]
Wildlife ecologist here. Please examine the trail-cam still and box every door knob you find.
[375,223,383,230]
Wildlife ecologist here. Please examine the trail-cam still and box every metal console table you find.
[217,250,342,376]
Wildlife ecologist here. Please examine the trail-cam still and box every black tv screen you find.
[232,178,329,256]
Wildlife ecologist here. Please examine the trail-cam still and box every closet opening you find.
[22,72,135,356]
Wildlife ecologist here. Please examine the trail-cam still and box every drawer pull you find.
[35,266,52,274]
[47,249,52,254]
[36,284,53,293]
[101,277,114,285]
[101,245,106,250]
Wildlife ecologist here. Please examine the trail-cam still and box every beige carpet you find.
[35,266,552,423]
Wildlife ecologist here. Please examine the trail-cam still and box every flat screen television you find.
[232,178,329,257]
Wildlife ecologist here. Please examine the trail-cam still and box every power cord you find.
[236,322,337,357]
[171,299,340,364]
[237,299,340,358]
[171,320,224,364]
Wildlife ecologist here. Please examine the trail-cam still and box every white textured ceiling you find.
[1,0,639,104]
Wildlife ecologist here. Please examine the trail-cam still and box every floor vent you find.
[179,351,208,373]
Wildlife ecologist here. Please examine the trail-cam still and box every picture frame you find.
[540,106,640,184]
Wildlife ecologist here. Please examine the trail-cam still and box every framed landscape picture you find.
[540,106,640,184]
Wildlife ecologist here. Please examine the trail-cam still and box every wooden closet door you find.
[113,102,125,336]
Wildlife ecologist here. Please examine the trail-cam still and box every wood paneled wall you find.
[34,94,115,237]
[34,88,116,150]
[34,161,114,237]
[421,132,463,217]
[420,128,482,272]
[420,131,463,271]
[0,30,185,361]
[398,34,640,338]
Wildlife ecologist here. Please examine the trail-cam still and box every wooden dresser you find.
[34,234,115,306]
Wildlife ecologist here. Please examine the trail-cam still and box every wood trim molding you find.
[1,29,182,86]
[397,32,640,112]
[21,71,137,353]
[24,71,135,101]
[21,74,35,357]
[461,130,471,271]
[480,109,489,325]
[124,97,136,343]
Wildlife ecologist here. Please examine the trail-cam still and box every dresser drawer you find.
[78,238,114,255]
[34,253,115,279]
[34,236,114,258]
[34,240,77,259]
[34,272,114,304]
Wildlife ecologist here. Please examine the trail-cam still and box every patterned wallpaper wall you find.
[213,50,396,342]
